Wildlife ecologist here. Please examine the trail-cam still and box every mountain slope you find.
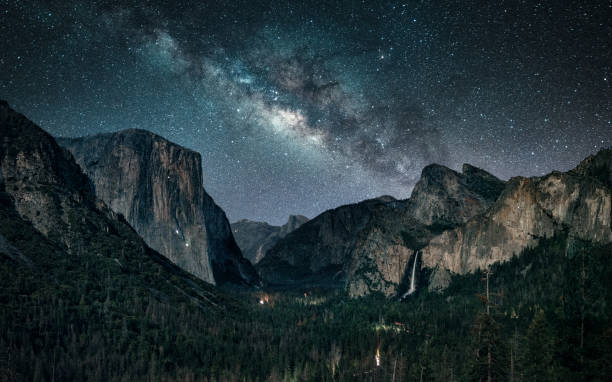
[421,152,612,291]
[347,164,506,296]
[58,130,258,286]
[0,100,242,380]
[231,215,308,264]
[0,100,230,304]
[256,196,396,287]
[257,163,506,296]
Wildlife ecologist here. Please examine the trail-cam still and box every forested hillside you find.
[2,229,610,381]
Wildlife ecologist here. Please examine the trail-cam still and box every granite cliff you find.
[257,163,506,296]
[231,215,309,265]
[346,164,505,296]
[58,129,258,286]
[0,100,226,305]
[421,151,612,291]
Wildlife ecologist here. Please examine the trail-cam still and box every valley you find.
[1,100,611,381]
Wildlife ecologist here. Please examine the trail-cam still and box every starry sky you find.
[1,0,610,225]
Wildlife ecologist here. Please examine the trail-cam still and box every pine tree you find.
[467,269,507,381]
[524,309,556,381]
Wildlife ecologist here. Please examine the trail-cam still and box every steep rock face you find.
[257,164,506,296]
[0,101,152,259]
[256,197,395,287]
[408,163,506,227]
[58,129,258,286]
[571,149,612,188]
[421,166,612,291]
[0,101,234,317]
[0,100,100,248]
[347,164,505,297]
[280,215,310,236]
[231,215,308,265]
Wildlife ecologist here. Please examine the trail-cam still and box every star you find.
[1,0,609,224]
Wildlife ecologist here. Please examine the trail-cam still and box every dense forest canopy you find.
[2,224,611,381]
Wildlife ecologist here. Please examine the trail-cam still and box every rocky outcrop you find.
[0,100,100,248]
[58,129,258,286]
[257,164,506,296]
[570,148,612,188]
[231,215,308,264]
[408,164,506,227]
[346,164,506,297]
[256,196,395,287]
[421,160,612,291]
[0,100,232,311]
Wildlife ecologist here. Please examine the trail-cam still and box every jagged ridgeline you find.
[256,164,507,296]
[255,148,612,298]
[1,101,611,381]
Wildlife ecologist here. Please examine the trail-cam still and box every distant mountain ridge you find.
[231,215,309,265]
[256,196,400,289]
[57,128,258,287]
[257,149,612,297]
[422,149,612,291]
[255,163,505,295]
[6,98,610,301]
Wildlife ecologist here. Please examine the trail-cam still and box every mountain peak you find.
[60,128,201,159]
[374,195,396,203]
[231,215,309,265]
[286,214,309,224]
[58,130,259,287]
[420,163,456,179]
[281,215,309,235]
[409,161,504,226]
[571,147,612,188]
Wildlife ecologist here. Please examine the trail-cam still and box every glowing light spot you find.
[259,299,264,305]
[309,135,322,145]
[263,106,326,147]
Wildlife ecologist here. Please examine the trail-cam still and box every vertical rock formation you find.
[0,100,98,247]
[231,215,309,265]
[257,163,506,296]
[421,165,612,291]
[346,164,506,297]
[58,130,258,286]
[407,163,506,227]
[0,100,230,315]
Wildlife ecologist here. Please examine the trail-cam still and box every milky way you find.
[1,0,610,224]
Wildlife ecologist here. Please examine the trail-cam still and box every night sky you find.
[2,1,610,225]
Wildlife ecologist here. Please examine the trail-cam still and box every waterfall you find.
[402,251,419,298]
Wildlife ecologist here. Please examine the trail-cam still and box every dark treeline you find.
[1,228,611,381]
